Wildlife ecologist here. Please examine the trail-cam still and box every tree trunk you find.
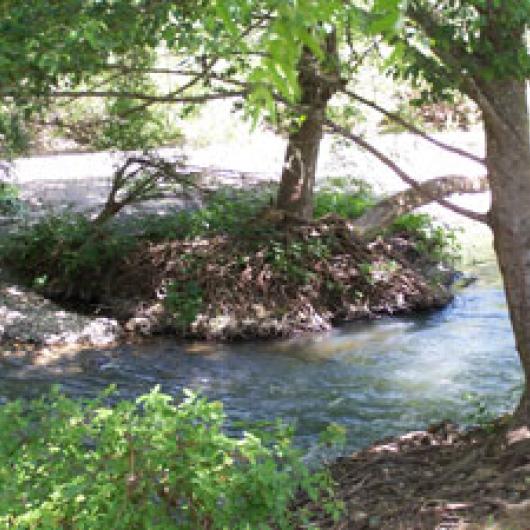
[276,103,326,220]
[276,32,339,220]
[482,79,530,423]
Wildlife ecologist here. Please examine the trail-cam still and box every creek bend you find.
[0,260,522,453]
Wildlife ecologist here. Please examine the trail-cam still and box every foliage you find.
[265,240,322,284]
[0,0,351,137]
[0,183,459,304]
[388,212,461,263]
[380,1,530,103]
[313,178,459,264]
[0,181,23,216]
[0,387,340,529]
[0,105,30,158]
[52,97,182,152]
[137,187,275,241]
[314,177,376,220]
[164,280,204,330]
[90,67,183,151]
[0,214,137,299]
[0,186,272,296]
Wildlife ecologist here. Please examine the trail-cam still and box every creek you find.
[0,259,522,453]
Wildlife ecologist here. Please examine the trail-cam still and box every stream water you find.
[0,259,523,453]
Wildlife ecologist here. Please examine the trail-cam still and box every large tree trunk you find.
[276,32,339,220]
[276,102,326,220]
[482,79,530,423]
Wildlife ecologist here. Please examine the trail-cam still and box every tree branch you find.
[340,88,485,165]
[350,174,489,238]
[9,89,248,104]
[324,118,489,225]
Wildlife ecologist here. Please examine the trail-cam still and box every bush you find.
[0,181,23,216]
[0,214,137,298]
[314,177,375,220]
[314,179,459,264]
[388,212,461,263]
[0,388,340,529]
[0,183,458,306]
[164,280,204,330]
[137,187,275,241]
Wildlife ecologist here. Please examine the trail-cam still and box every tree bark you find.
[350,174,488,238]
[276,32,339,220]
[481,79,530,423]
[276,103,326,220]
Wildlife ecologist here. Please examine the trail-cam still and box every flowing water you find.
[0,259,523,453]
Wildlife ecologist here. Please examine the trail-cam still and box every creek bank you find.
[0,268,121,350]
[120,216,455,341]
[300,418,530,529]
[2,214,457,347]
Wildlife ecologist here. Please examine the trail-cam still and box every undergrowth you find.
[0,181,24,216]
[314,176,375,220]
[0,182,458,313]
[387,212,461,264]
[0,387,342,529]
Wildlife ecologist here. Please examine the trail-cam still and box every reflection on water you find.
[0,261,522,451]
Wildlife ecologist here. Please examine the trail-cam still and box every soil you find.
[87,214,455,341]
[300,419,530,529]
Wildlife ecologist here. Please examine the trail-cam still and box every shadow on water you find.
[0,260,523,452]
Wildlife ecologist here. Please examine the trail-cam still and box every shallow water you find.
[0,260,522,452]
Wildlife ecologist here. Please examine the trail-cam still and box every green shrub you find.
[0,387,340,529]
[265,239,332,284]
[0,106,30,158]
[164,280,204,329]
[137,187,274,241]
[389,213,461,263]
[314,178,375,220]
[0,181,23,216]
[0,214,137,297]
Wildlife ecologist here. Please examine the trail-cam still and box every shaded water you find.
[0,261,522,452]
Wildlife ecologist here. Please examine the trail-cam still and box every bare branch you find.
[324,118,489,225]
[93,154,207,225]
[340,88,485,165]
[28,89,247,104]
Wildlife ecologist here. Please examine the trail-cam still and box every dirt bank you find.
[59,215,454,341]
[300,418,530,529]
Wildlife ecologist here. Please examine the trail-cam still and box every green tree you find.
[0,1,477,218]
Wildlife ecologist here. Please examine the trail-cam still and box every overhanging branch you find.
[324,118,489,225]
[341,88,485,165]
[28,89,247,104]
[350,174,489,238]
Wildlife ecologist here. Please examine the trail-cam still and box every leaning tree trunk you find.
[482,79,530,423]
[276,32,339,220]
